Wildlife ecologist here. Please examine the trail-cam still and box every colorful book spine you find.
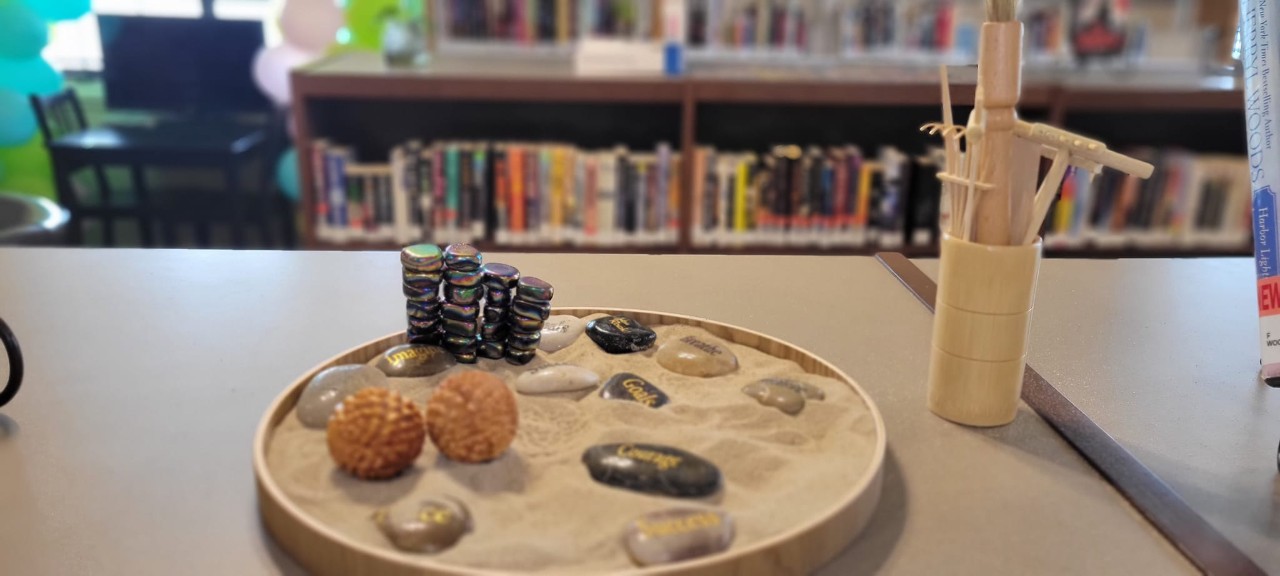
[473,145,488,239]
[510,145,525,236]
[327,147,351,240]
[311,139,330,236]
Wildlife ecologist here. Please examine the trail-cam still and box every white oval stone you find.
[514,364,601,396]
[296,364,387,428]
[539,315,586,352]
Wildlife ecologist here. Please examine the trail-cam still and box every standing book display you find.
[921,0,1153,427]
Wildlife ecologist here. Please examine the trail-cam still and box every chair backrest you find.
[29,89,88,142]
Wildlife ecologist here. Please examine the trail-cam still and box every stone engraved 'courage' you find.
[617,444,683,470]
[635,512,722,538]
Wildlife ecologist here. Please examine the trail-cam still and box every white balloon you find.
[279,0,344,54]
[252,43,315,107]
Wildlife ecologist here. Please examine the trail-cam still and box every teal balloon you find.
[0,1,48,59]
[0,57,64,96]
[275,147,300,202]
[18,0,90,22]
[0,89,37,146]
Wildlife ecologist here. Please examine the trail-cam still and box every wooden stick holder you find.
[928,233,1042,427]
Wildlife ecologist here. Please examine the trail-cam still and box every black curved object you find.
[0,317,23,407]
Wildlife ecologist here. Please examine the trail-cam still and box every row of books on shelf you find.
[1041,152,1250,250]
[307,138,1250,251]
[690,145,919,247]
[439,0,959,55]
[442,0,661,44]
[696,146,1252,249]
[694,0,958,54]
[310,140,684,246]
[436,1,1173,65]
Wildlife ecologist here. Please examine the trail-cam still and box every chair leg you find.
[51,156,83,246]
[280,196,297,249]
[193,220,211,247]
[92,164,114,247]
[129,165,155,248]
[226,162,245,248]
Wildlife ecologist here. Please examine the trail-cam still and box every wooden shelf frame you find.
[291,59,1247,257]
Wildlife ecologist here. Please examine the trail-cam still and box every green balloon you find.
[0,1,48,60]
[343,0,400,50]
[0,133,55,200]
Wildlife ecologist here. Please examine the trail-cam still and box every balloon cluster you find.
[0,0,89,200]
[257,0,403,201]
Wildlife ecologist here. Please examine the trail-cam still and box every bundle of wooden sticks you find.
[922,0,1153,247]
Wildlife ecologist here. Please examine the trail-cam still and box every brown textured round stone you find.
[426,371,519,463]
[327,388,426,479]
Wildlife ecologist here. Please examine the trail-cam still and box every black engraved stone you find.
[586,316,657,354]
[581,443,721,498]
[600,373,669,408]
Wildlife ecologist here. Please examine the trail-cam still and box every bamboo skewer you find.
[1022,147,1071,245]
[961,95,986,241]
[939,66,961,236]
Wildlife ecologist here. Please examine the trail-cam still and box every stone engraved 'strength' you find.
[679,336,722,355]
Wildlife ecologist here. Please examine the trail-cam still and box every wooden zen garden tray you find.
[253,308,887,575]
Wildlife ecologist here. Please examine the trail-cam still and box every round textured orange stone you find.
[327,387,426,479]
[426,371,519,463]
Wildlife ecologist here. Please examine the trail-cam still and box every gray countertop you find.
[1,249,1254,574]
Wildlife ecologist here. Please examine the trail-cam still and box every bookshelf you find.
[291,51,1249,256]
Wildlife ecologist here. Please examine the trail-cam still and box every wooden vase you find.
[927,234,1042,427]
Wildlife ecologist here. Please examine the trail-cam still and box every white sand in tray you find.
[265,322,879,573]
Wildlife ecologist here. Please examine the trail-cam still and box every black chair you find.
[32,88,293,248]
[30,88,144,246]
[253,109,297,249]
